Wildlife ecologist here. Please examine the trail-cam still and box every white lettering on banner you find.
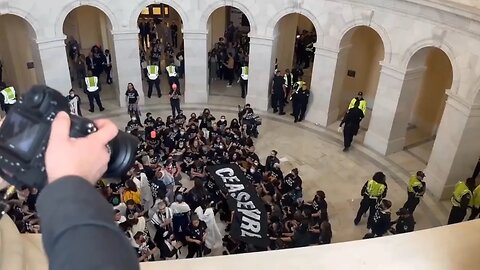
[215,167,263,239]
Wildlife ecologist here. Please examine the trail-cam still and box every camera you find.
[0,85,139,189]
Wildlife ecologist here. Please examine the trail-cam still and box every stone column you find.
[37,37,72,96]
[364,64,427,154]
[183,31,208,104]
[246,36,275,111]
[305,46,340,126]
[425,96,480,199]
[111,30,143,107]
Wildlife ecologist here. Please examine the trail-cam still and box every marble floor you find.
[68,78,455,246]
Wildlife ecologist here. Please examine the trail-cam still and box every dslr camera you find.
[0,85,139,189]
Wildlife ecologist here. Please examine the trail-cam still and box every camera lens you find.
[104,131,139,179]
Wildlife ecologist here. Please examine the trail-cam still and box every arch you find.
[55,0,120,36]
[265,7,323,44]
[335,20,392,63]
[401,40,459,94]
[129,0,189,30]
[200,0,257,35]
[0,8,40,38]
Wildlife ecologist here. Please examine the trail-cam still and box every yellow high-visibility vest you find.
[366,179,386,198]
[472,185,480,208]
[451,181,473,207]
[1,86,16,104]
[84,76,99,92]
[147,65,159,80]
[241,66,249,80]
[349,97,367,115]
[166,65,177,77]
[407,175,424,196]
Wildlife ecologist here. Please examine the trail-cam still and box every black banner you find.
[207,164,269,248]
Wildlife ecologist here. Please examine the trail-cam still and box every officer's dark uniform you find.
[293,88,310,122]
[271,74,285,114]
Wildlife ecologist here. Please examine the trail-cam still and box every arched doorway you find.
[272,13,317,114]
[400,47,452,162]
[137,3,185,103]
[0,15,42,96]
[330,26,385,131]
[207,6,250,100]
[63,5,118,105]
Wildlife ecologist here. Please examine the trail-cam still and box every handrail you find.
[2,214,479,270]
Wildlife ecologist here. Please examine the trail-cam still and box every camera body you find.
[0,85,139,189]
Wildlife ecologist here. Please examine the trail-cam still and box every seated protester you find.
[281,168,302,201]
[175,127,188,141]
[114,209,127,225]
[199,108,216,131]
[229,118,240,131]
[146,130,161,150]
[165,115,174,128]
[132,232,154,262]
[171,139,187,162]
[390,208,415,234]
[186,178,209,211]
[105,183,122,206]
[277,221,311,248]
[245,146,259,163]
[163,128,177,153]
[154,117,165,129]
[122,179,142,206]
[267,216,284,250]
[174,110,187,126]
[185,214,208,258]
[182,149,197,173]
[365,199,392,238]
[157,230,183,260]
[147,147,162,165]
[164,155,182,183]
[170,194,191,244]
[209,124,222,141]
[144,112,156,136]
[217,115,228,131]
[125,199,144,217]
[195,130,208,145]
[310,190,329,224]
[265,150,280,172]
[186,123,199,140]
[190,160,207,180]
[126,115,143,136]
[224,127,235,141]
[151,200,174,238]
[246,163,262,184]
[188,113,199,126]
[318,221,332,244]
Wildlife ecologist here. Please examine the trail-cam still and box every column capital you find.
[111,30,138,41]
[183,31,208,40]
[36,36,66,50]
[313,46,339,60]
[248,35,274,47]
[446,93,480,117]
[379,62,407,80]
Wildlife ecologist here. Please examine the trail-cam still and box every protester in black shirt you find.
[186,214,207,258]
[271,70,286,115]
[310,190,328,224]
[265,150,280,172]
[365,199,392,238]
[390,208,415,234]
[169,84,181,117]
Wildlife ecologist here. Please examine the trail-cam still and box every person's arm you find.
[37,177,139,270]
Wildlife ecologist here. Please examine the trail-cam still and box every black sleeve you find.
[360,181,368,196]
[460,194,471,209]
[381,184,388,198]
[37,177,139,270]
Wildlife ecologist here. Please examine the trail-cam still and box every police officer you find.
[339,100,364,151]
[147,62,161,98]
[293,83,310,123]
[166,61,180,92]
[403,171,426,214]
[290,78,305,117]
[354,172,388,228]
[84,71,104,112]
[271,70,286,115]
[468,184,480,220]
[0,82,16,113]
[348,91,367,116]
[284,69,294,103]
[169,83,181,118]
[390,208,415,234]
[447,178,475,224]
[240,62,248,98]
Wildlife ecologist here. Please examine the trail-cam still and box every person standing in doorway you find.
[104,49,113,84]
[66,89,82,116]
[0,82,16,114]
[147,62,161,98]
[169,83,181,118]
[91,45,105,77]
[240,61,249,98]
[224,52,235,87]
[125,83,140,118]
[339,100,364,151]
[354,172,388,228]
[84,71,104,112]
[271,70,286,115]
[284,69,294,104]
[166,61,180,92]
[171,22,178,48]
[402,171,426,215]
[447,178,475,224]
[74,54,86,89]
[348,91,367,116]
[293,83,310,123]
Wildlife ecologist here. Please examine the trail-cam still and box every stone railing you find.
[2,215,480,270]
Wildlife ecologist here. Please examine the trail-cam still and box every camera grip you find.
[69,115,98,138]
